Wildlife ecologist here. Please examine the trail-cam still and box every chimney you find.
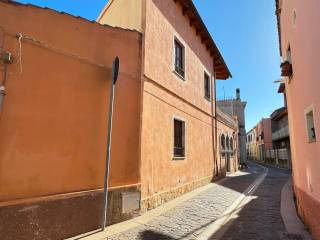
[236,88,240,100]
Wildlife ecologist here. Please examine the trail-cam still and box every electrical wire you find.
[18,33,110,70]
[17,33,22,74]
[0,26,111,71]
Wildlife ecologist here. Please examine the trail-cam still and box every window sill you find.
[173,70,186,81]
[308,139,317,143]
[173,156,186,160]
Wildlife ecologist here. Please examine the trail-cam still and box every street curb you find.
[249,159,290,171]
[280,178,313,240]
[196,163,268,240]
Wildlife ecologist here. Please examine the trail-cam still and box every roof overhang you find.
[173,0,232,80]
[271,107,287,120]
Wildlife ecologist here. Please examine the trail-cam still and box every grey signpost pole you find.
[102,57,120,231]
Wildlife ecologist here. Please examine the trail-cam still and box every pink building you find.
[246,118,272,162]
[276,0,320,238]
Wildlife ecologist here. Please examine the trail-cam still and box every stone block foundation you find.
[140,175,218,213]
[0,184,141,240]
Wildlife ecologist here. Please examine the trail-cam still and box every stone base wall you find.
[0,184,140,240]
[140,175,218,213]
[294,185,320,240]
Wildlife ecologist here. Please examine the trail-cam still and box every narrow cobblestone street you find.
[103,163,291,240]
[209,165,290,240]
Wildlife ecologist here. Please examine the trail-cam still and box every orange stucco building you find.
[276,0,320,238]
[0,0,234,239]
[98,0,232,211]
[0,1,143,239]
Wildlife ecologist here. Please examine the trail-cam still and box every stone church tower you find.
[217,89,247,163]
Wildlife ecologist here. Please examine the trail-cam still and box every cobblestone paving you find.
[106,164,263,240]
[209,165,291,240]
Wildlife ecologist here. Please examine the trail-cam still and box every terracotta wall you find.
[0,2,142,202]
[140,0,217,199]
[262,118,273,150]
[278,0,320,238]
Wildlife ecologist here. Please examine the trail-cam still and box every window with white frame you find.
[305,109,316,142]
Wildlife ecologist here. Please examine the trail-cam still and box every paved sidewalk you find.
[102,164,264,240]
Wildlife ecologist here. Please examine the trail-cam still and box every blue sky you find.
[16,0,283,130]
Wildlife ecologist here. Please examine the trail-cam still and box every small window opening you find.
[204,73,211,100]
[174,39,185,78]
[306,110,316,142]
[173,119,185,158]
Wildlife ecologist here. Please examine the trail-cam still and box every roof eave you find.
[275,0,282,56]
[174,0,231,80]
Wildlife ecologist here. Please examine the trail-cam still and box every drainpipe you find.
[1,52,11,114]
[214,72,219,177]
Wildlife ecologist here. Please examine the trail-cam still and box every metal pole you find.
[101,81,115,230]
[101,57,119,231]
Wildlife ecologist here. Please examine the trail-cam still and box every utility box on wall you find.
[121,192,140,214]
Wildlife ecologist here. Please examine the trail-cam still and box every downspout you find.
[1,51,12,114]
[0,65,7,113]
[214,72,219,177]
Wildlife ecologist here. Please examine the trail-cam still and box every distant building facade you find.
[217,107,239,173]
[269,84,291,168]
[246,128,257,160]
[276,0,320,237]
[246,84,291,169]
[217,89,247,163]
[246,118,272,162]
